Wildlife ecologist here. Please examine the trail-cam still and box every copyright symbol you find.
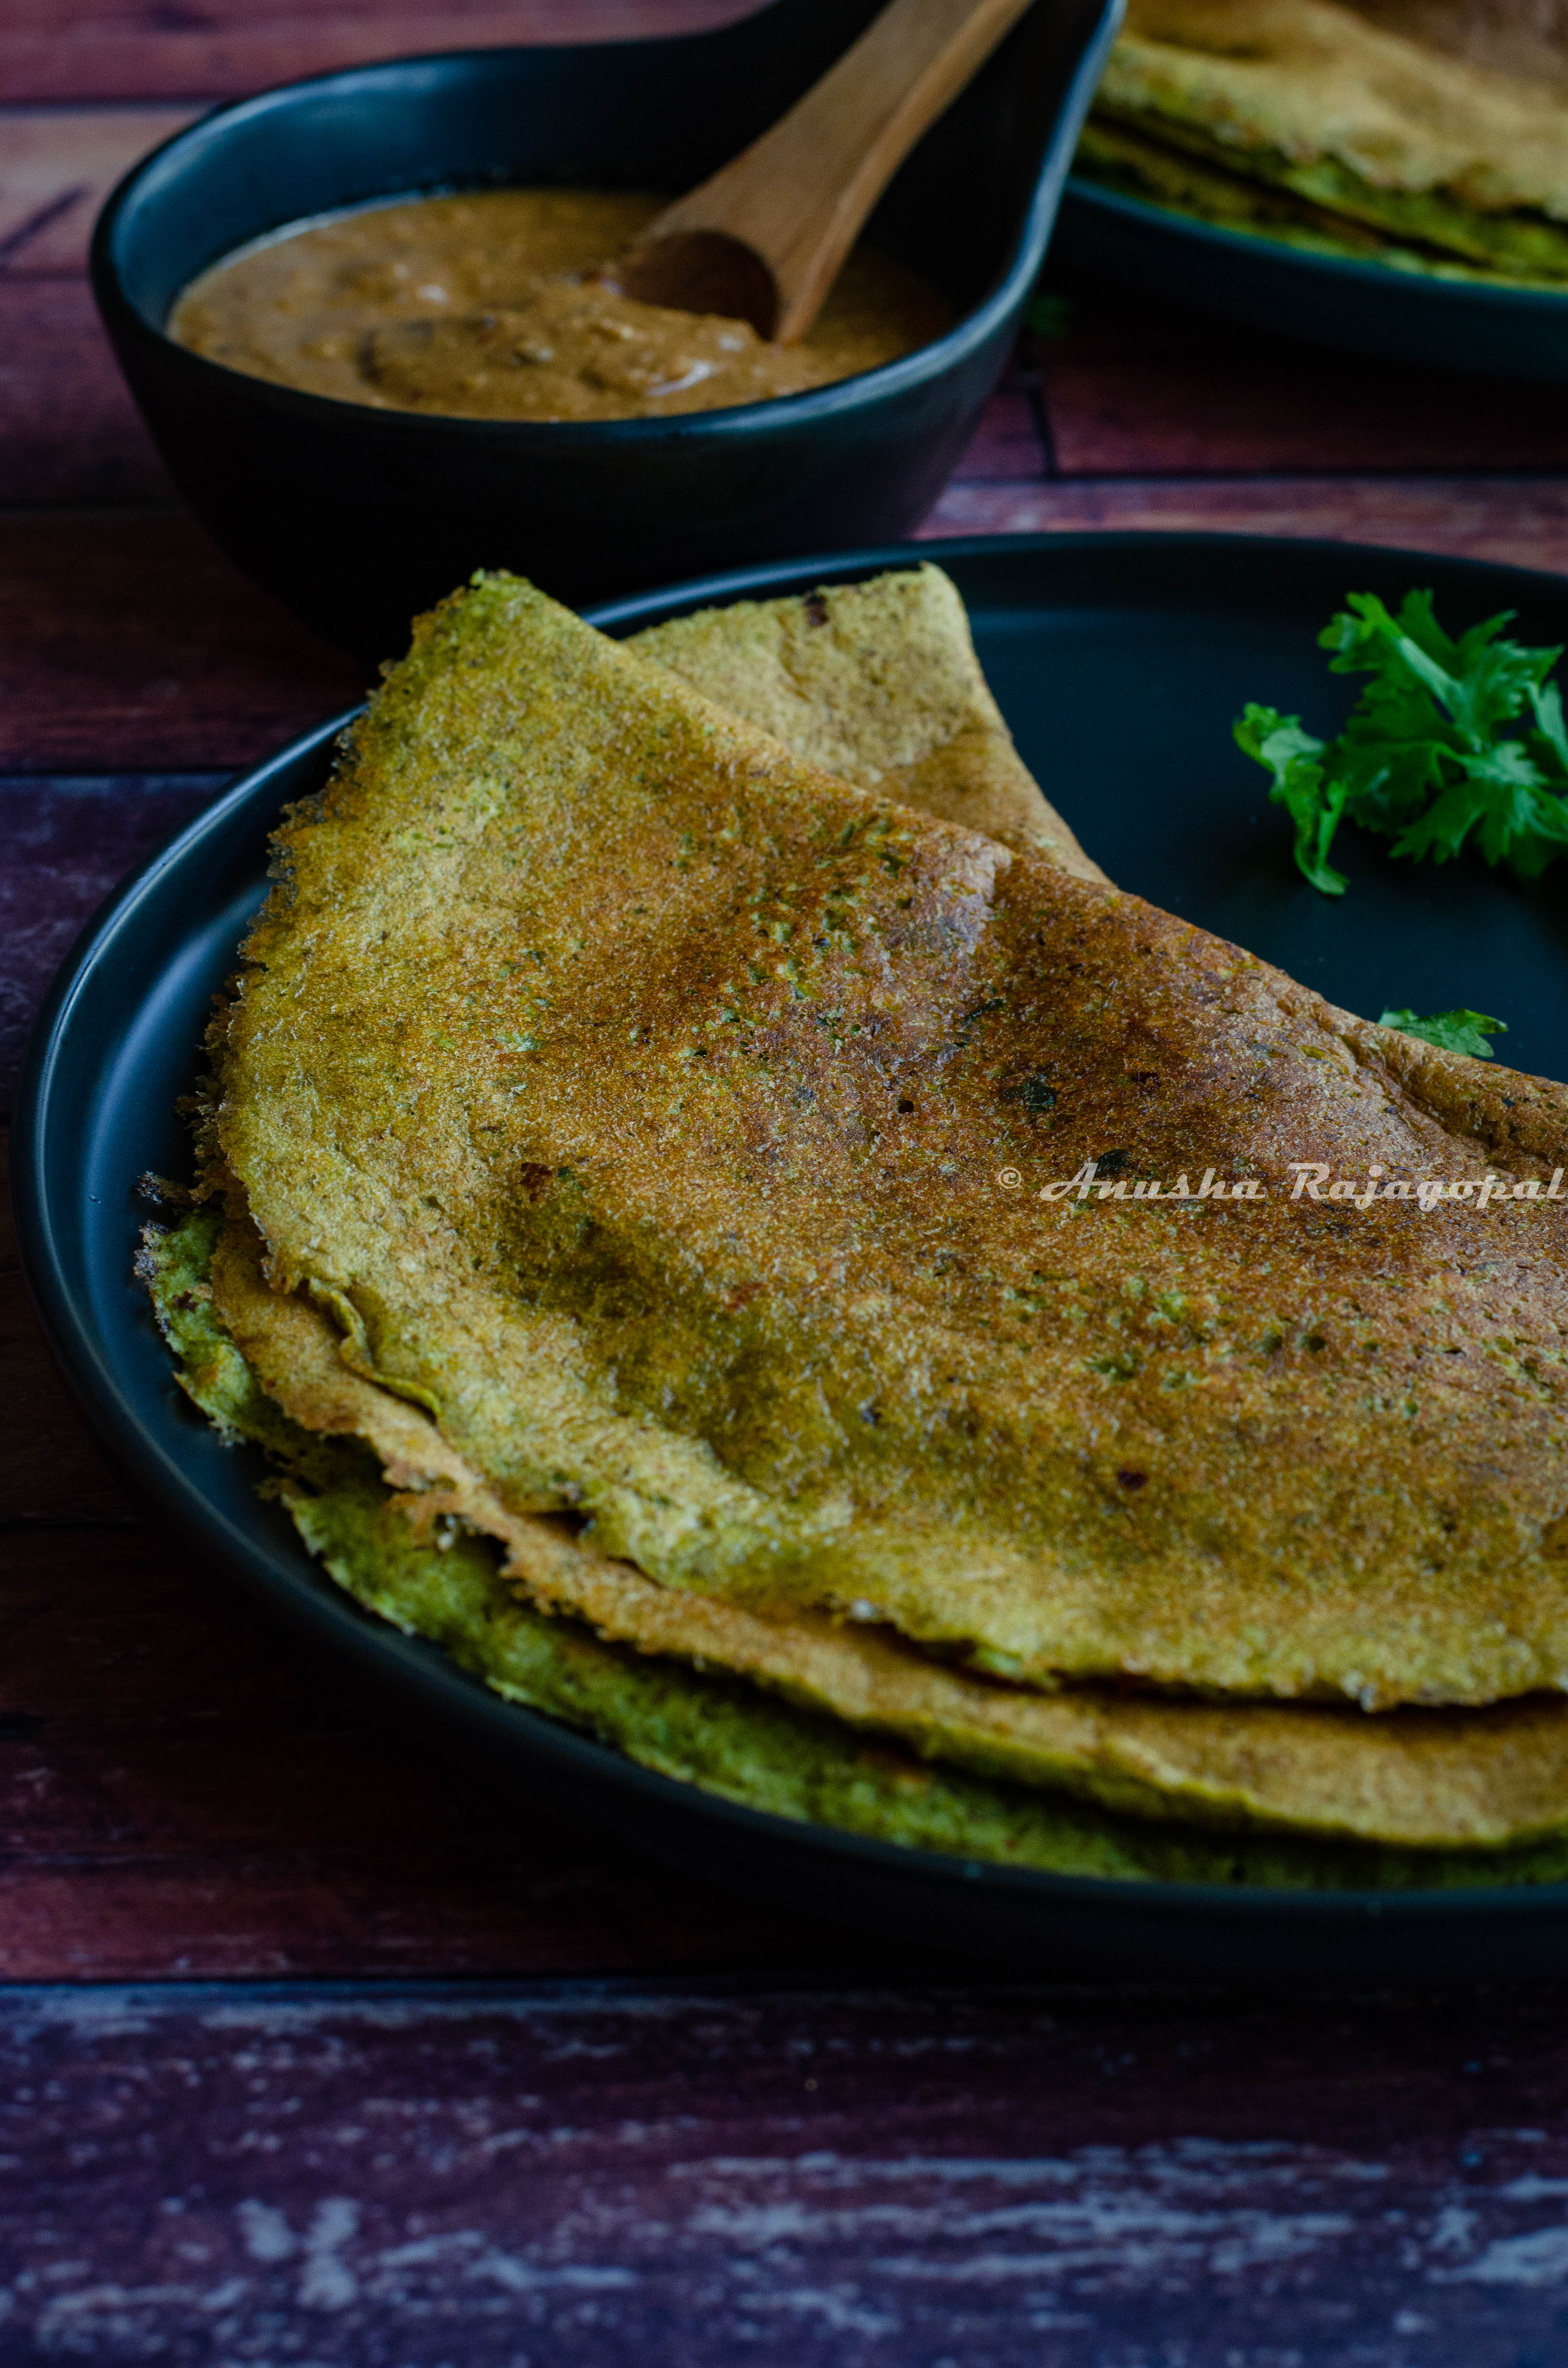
[996,1168,1023,1192]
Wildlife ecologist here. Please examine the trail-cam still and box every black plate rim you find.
[18,525,1568,1939]
[1061,173,1568,321]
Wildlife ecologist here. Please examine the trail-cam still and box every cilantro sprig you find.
[1236,591,1568,896]
[1378,1007,1507,1060]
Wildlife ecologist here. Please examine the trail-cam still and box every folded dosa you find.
[1096,0,1568,278]
[209,571,1568,1713]
[627,565,1107,882]
[196,1208,1568,1851]
[1074,114,1550,281]
[146,1196,1568,1883]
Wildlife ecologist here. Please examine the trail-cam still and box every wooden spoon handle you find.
[639,0,1041,343]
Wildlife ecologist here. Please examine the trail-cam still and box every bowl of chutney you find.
[91,0,1121,657]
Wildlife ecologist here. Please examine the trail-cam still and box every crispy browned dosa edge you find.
[212,575,1568,1713]
[628,565,1108,883]
[209,1213,1568,1853]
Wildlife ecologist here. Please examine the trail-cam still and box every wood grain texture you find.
[0,1487,867,1980]
[0,775,223,1113]
[6,1977,1568,2363]
[949,373,1046,484]
[0,279,172,506]
[0,0,759,105]
[926,471,1568,574]
[0,1130,139,1526]
[7,0,1568,2217]
[0,510,365,771]
[0,1119,866,1984]
[0,1279,135,1531]
[0,105,196,273]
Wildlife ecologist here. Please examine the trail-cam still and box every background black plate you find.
[1054,179,1568,386]
[18,531,1568,1985]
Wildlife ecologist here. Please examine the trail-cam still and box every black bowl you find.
[90,0,1120,656]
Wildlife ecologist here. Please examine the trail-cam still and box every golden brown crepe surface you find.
[206,1208,1568,1851]
[628,566,1107,882]
[210,572,1568,1714]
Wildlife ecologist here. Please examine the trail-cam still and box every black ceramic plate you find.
[19,532,1568,1985]
[1053,178,1568,385]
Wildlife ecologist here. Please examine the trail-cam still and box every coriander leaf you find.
[1378,1007,1508,1059]
[1322,589,1456,700]
[1389,739,1543,868]
[1238,589,1568,892]
[1529,678,1568,781]
[1324,592,1546,743]
[1234,703,1348,895]
[1506,795,1568,878]
[1331,720,1450,835]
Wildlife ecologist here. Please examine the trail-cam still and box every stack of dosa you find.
[145,564,1568,1888]
[1077,0,1568,286]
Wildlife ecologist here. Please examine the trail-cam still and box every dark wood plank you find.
[0,105,196,272]
[0,774,223,1113]
[0,510,366,772]
[1037,289,1568,479]
[0,1283,135,1532]
[0,1501,865,1980]
[0,279,172,506]
[6,1975,1568,2361]
[0,1124,141,1528]
[947,374,1046,487]
[0,0,756,104]
[926,470,1568,575]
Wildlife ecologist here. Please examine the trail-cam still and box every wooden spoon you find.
[605,0,1041,344]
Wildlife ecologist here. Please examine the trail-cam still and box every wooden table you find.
[8,7,1568,2357]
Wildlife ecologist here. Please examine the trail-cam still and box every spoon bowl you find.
[606,230,780,339]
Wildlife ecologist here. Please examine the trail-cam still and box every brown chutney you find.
[170,187,953,422]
